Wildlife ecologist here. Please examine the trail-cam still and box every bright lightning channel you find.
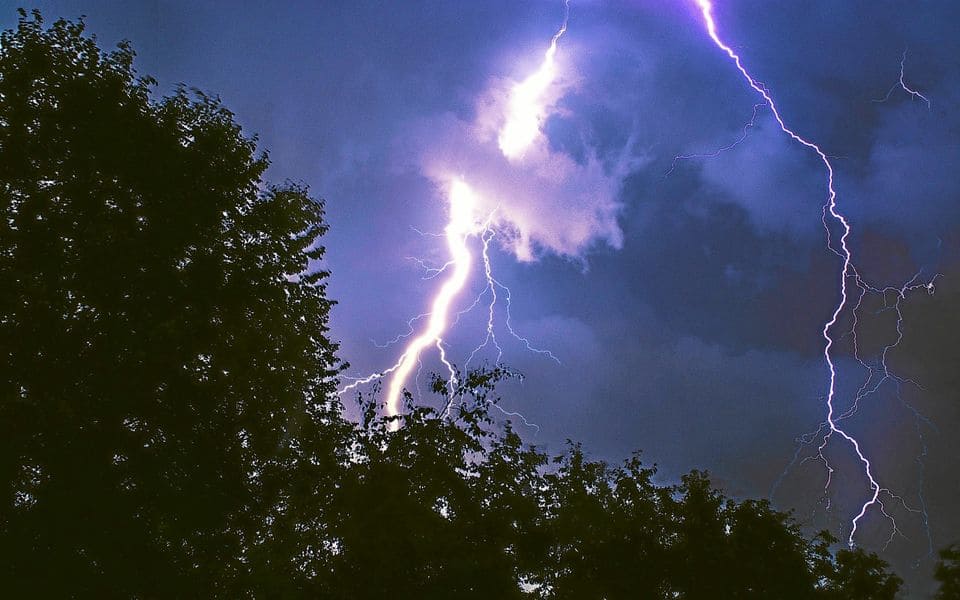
[342,4,571,430]
[693,0,937,547]
[499,0,570,160]
[384,179,481,426]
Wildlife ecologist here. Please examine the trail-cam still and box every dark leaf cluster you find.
[1,11,344,596]
[333,373,905,600]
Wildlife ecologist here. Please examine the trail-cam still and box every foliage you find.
[335,375,904,600]
[936,543,960,600]
[0,11,917,599]
[0,10,343,596]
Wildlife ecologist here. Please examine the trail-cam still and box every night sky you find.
[5,0,958,594]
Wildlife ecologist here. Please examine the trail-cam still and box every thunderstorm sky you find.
[6,0,958,593]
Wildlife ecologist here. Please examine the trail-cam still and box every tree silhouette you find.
[326,370,537,599]
[1,11,913,599]
[1,11,343,596]
[936,543,960,600]
[820,546,903,600]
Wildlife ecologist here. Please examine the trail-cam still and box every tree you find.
[324,368,539,599]
[0,11,343,596]
[936,543,960,600]
[820,547,903,600]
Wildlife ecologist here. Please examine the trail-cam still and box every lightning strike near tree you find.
[341,3,572,431]
[383,178,481,425]
[692,0,937,547]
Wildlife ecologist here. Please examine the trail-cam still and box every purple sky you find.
[6,1,958,594]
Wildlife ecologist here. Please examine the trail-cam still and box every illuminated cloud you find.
[411,42,642,262]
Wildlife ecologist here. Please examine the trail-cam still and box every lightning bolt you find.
[341,3,571,431]
[381,178,482,426]
[499,0,570,160]
[665,102,764,176]
[692,0,938,547]
[874,50,931,109]
[464,229,561,370]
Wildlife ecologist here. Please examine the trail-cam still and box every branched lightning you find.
[372,312,430,349]
[338,179,485,429]
[874,50,931,109]
[338,0,942,556]
[386,179,480,426]
[492,403,543,434]
[693,0,938,548]
[466,229,561,370]
[341,3,572,432]
[406,255,456,280]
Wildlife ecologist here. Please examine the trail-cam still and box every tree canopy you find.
[936,543,960,600]
[1,10,944,599]
[0,10,343,596]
